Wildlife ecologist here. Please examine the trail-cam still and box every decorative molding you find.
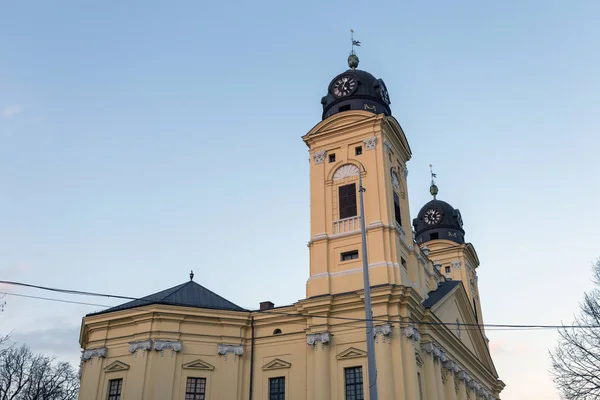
[82,347,107,361]
[183,359,215,371]
[402,165,409,178]
[104,360,130,372]
[383,140,392,153]
[306,332,331,350]
[394,223,406,242]
[312,151,326,164]
[457,370,471,383]
[422,342,446,362]
[443,360,461,374]
[373,324,392,343]
[401,326,421,342]
[332,164,360,181]
[154,340,182,352]
[262,358,291,371]
[391,170,400,191]
[336,347,367,360]
[129,340,152,354]
[451,260,461,270]
[217,344,243,360]
[421,245,430,257]
[363,136,377,150]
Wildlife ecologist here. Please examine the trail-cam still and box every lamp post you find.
[358,170,379,400]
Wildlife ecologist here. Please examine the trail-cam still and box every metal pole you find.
[358,171,379,400]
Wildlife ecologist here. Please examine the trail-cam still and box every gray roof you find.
[88,280,246,316]
[422,280,462,308]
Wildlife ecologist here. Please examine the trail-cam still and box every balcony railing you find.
[332,216,360,235]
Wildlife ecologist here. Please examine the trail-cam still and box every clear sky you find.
[1,1,599,398]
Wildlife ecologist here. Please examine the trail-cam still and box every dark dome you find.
[412,199,465,245]
[321,67,391,120]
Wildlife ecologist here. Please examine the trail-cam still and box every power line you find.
[1,280,597,331]
[0,291,110,308]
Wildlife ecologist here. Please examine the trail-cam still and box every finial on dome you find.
[429,164,438,200]
[189,270,194,281]
[348,29,361,69]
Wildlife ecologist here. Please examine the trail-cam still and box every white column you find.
[307,332,331,400]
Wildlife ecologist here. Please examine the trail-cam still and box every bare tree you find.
[0,344,79,400]
[550,259,600,400]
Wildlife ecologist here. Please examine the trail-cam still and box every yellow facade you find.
[79,85,504,399]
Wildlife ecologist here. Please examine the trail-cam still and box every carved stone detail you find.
[313,151,326,165]
[383,140,392,153]
[153,340,182,357]
[421,245,430,257]
[217,344,243,360]
[129,340,152,354]
[306,332,331,350]
[422,342,446,362]
[401,326,421,342]
[452,260,461,270]
[332,164,360,181]
[373,324,392,343]
[402,165,409,178]
[363,136,377,150]
[83,347,107,361]
[457,370,471,383]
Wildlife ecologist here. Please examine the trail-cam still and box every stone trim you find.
[401,326,421,342]
[373,324,392,343]
[363,136,377,150]
[313,151,326,164]
[307,332,331,350]
[128,340,152,353]
[82,347,107,361]
[153,340,182,352]
[217,344,244,360]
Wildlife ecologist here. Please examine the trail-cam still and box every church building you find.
[78,51,505,400]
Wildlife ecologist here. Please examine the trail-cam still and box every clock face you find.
[423,208,443,225]
[332,75,357,98]
[455,210,463,227]
[377,79,390,104]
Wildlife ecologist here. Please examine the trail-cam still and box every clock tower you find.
[413,180,487,332]
[304,54,437,298]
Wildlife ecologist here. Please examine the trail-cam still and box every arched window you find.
[273,328,282,335]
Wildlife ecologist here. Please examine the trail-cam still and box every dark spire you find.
[429,164,438,200]
[189,270,194,281]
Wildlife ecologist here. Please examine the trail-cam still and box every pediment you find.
[430,285,498,377]
[336,347,367,360]
[262,358,291,371]
[104,360,130,372]
[182,359,215,371]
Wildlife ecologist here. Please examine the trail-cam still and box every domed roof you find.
[320,55,391,120]
[412,198,465,245]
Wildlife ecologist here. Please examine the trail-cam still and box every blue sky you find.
[1,1,599,398]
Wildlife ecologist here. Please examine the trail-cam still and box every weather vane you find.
[350,29,361,55]
[429,164,439,199]
[348,29,361,69]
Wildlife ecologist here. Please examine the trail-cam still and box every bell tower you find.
[413,174,487,333]
[304,55,434,298]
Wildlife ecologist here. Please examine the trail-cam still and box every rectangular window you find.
[108,379,122,400]
[185,377,206,400]
[345,366,364,400]
[429,232,439,240]
[445,266,451,274]
[355,146,362,155]
[393,192,402,225]
[341,250,359,261]
[339,183,357,219]
[269,377,285,400]
[329,153,336,163]
[401,257,407,269]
